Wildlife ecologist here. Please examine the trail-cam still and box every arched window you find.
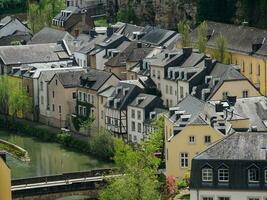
[248,164,259,183]
[202,165,213,182]
[218,164,229,182]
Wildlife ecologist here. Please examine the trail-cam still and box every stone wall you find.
[112,0,197,29]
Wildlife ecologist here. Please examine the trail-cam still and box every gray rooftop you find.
[0,43,71,65]
[55,70,85,88]
[195,132,267,160]
[129,93,158,108]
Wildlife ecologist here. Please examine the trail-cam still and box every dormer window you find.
[265,169,267,183]
[248,165,259,183]
[218,164,229,182]
[202,166,213,182]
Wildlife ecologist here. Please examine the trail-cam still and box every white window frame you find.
[180,152,188,168]
[218,168,229,182]
[218,197,230,200]
[189,136,195,144]
[204,135,211,144]
[202,168,213,182]
[248,167,259,183]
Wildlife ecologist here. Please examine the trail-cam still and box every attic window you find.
[248,165,259,183]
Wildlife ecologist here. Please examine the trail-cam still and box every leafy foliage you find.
[215,33,227,63]
[100,117,164,200]
[117,6,139,24]
[196,21,208,53]
[28,0,65,33]
[0,0,27,14]
[178,20,191,48]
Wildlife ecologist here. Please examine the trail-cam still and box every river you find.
[0,131,113,179]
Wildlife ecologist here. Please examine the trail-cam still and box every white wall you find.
[74,52,87,67]
[96,50,106,71]
[190,189,267,200]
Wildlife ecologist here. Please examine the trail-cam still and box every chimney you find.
[0,152,6,163]
[106,27,114,37]
[182,47,193,57]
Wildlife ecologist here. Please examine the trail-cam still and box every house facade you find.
[127,93,164,143]
[0,153,11,200]
[190,132,267,200]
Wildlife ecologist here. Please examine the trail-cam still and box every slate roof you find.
[191,21,267,57]
[79,68,115,91]
[107,82,143,110]
[195,132,267,160]
[0,43,71,65]
[116,23,145,39]
[207,63,247,99]
[98,86,115,97]
[0,32,32,46]
[140,26,178,46]
[53,6,80,22]
[129,93,158,108]
[28,27,74,44]
[55,70,85,88]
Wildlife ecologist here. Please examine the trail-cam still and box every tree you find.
[0,76,10,126]
[178,20,191,48]
[215,33,227,63]
[117,6,139,24]
[80,114,95,136]
[196,21,208,53]
[27,0,65,33]
[100,117,164,200]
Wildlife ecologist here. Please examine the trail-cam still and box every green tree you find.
[215,33,227,63]
[100,117,164,200]
[80,114,95,135]
[178,20,191,48]
[28,0,65,33]
[196,21,208,53]
[117,6,139,24]
[0,76,10,126]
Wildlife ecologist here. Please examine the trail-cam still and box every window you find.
[138,123,141,133]
[248,166,259,183]
[218,167,229,182]
[115,119,118,126]
[248,198,260,200]
[180,86,184,99]
[129,134,132,142]
[170,100,173,107]
[52,91,55,98]
[131,121,135,131]
[26,85,30,93]
[257,64,261,76]
[55,79,58,85]
[137,111,141,120]
[133,135,137,141]
[180,153,188,168]
[189,136,195,143]
[131,109,135,118]
[87,94,90,103]
[101,110,104,119]
[40,81,44,91]
[250,63,253,74]
[101,96,103,104]
[83,93,87,102]
[157,70,161,79]
[170,86,173,95]
[59,105,62,113]
[165,85,168,94]
[218,198,230,200]
[92,96,94,105]
[202,198,213,200]
[78,91,82,100]
[72,92,76,99]
[242,90,249,98]
[41,96,44,105]
[52,104,55,111]
[204,136,211,144]
[83,107,87,116]
[157,83,160,89]
[202,167,213,182]
[222,92,228,100]
[265,170,267,183]
[152,69,155,77]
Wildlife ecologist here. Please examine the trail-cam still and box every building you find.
[0,152,11,200]
[190,131,267,200]
[165,95,249,179]
[97,86,115,130]
[28,27,74,45]
[191,21,267,96]
[0,16,31,46]
[76,69,120,131]
[66,0,107,8]
[195,62,262,101]
[52,6,94,36]
[105,41,153,80]
[127,93,164,143]
[148,48,206,107]
[0,42,72,74]
[105,82,143,138]
[47,69,85,128]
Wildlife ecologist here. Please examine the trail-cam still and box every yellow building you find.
[191,21,267,96]
[0,153,11,200]
[165,95,249,179]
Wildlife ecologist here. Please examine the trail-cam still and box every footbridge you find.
[12,168,119,200]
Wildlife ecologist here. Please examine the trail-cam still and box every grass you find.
[94,18,108,27]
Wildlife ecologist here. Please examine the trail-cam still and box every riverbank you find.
[0,139,30,162]
[0,116,115,162]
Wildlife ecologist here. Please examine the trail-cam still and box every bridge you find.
[12,168,118,200]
